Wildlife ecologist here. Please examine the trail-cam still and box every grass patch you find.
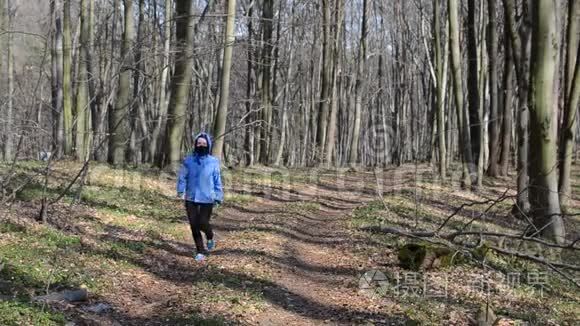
[0,241,97,296]
[224,193,256,206]
[105,239,146,259]
[0,224,84,291]
[0,301,65,326]
[351,200,385,226]
[80,186,181,222]
[0,221,116,299]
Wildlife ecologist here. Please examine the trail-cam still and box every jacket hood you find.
[193,132,212,151]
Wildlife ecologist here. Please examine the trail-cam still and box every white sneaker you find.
[194,253,206,262]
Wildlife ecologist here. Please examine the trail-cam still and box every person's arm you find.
[176,158,188,198]
[213,161,224,204]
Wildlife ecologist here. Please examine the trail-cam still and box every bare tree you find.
[528,0,566,244]
[2,0,14,161]
[62,0,73,155]
[275,0,297,167]
[487,0,500,177]
[348,0,367,166]
[504,0,531,214]
[149,0,172,162]
[75,0,91,161]
[259,0,274,165]
[324,0,344,167]
[243,1,255,166]
[212,0,237,160]
[108,0,133,165]
[499,17,514,177]
[50,0,64,158]
[467,0,480,171]
[129,0,147,164]
[558,0,580,209]
[448,0,474,186]
[315,0,332,165]
[159,0,194,171]
[433,0,447,179]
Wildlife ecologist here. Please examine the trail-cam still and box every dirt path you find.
[203,173,408,325]
[67,169,414,325]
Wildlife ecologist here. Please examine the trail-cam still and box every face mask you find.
[195,146,209,156]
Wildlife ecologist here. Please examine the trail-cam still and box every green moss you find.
[398,243,428,271]
[397,243,464,271]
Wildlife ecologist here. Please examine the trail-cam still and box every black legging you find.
[185,201,214,254]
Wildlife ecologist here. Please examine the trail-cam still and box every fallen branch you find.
[486,245,580,272]
[448,231,580,250]
[363,225,435,238]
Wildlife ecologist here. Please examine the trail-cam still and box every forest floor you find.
[0,161,579,325]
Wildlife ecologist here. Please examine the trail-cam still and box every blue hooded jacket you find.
[176,132,224,204]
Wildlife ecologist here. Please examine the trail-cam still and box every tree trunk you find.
[158,0,194,171]
[477,0,487,188]
[379,55,390,166]
[0,0,3,160]
[433,0,446,179]
[558,0,580,209]
[504,0,531,214]
[108,0,134,165]
[528,0,566,244]
[75,0,91,161]
[150,0,171,163]
[269,0,283,161]
[51,0,64,158]
[62,0,73,156]
[244,3,255,166]
[467,0,480,170]
[487,0,500,177]
[315,0,332,164]
[129,0,146,164]
[274,0,296,167]
[324,0,344,167]
[348,0,367,166]
[448,0,474,186]
[500,24,514,177]
[3,0,13,161]
[86,0,98,160]
[212,0,237,161]
[259,0,274,165]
